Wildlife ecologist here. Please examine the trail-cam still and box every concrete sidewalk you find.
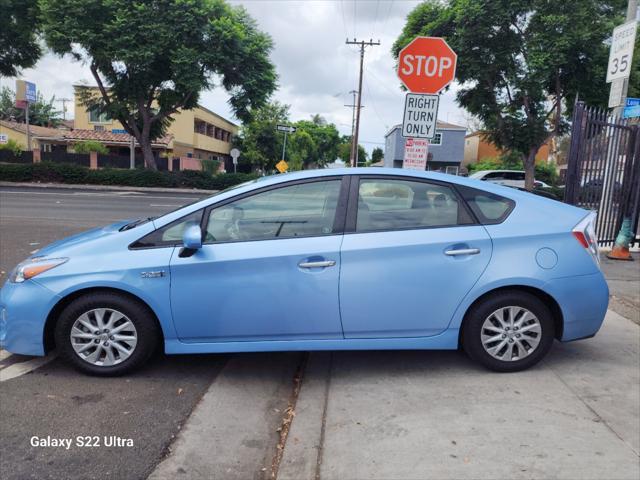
[280,310,639,480]
[601,255,640,324]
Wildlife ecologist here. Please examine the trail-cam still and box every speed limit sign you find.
[606,21,637,83]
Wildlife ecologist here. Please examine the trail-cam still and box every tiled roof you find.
[0,120,66,139]
[64,129,173,146]
[0,120,172,146]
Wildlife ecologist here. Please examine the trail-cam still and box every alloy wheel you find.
[69,308,138,366]
[480,306,542,362]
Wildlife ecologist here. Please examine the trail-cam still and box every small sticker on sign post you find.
[402,93,439,139]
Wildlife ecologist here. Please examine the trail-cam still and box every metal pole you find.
[282,131,288,162]
[25,102,31,151]
[130,136,135,169]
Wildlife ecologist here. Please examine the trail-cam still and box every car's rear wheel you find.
[462,291,555,372]
[55,292,159,376]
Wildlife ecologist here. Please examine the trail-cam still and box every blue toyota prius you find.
[0,168,608,375]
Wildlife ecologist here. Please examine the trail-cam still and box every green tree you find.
[233,101,290,172]
[73,140,109,154]
[0,87,62,127]
[337,136,367,166]
[0,0,41,76]
[40,0,277,170]
[290,115,341,168]
[371,147,384,164]
[393,0,625,190]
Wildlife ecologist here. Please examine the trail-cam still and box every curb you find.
[0,181,217,195]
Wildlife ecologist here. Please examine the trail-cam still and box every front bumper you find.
[544,271,609,342]
[0,280,60,356]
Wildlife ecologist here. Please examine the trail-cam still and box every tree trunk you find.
[524,147,538,191]
[140,137,157,170]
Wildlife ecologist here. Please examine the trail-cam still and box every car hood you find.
[32,220,134,258]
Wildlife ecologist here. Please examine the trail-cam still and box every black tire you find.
[55,292,159,376]
[462,290,555,372]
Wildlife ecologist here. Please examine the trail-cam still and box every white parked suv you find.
[469,170,550,189]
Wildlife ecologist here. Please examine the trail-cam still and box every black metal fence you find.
[0,150,33,164]
[565,102,640,246]
[42,150,90,166]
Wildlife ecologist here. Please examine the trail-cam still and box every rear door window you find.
[456,185,515,224]
[355,178,474,232]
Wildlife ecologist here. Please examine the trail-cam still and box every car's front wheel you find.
[462,290,555,372]
[55,292,159,376]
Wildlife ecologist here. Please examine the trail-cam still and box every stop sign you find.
[397,37,457,94]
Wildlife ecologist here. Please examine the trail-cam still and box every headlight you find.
[9,257,68,283]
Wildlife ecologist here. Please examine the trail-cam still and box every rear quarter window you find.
[457,185,515,225]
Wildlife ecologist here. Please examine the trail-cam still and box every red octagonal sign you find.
[397,37,457,94]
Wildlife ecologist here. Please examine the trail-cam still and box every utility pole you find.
[344,89,364,165]
[346,38,380,167]
[56,98,72,121]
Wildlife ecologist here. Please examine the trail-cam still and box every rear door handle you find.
[298,260,336,268]
[444,248,480,256]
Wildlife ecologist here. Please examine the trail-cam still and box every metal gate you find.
[564,101,640,247]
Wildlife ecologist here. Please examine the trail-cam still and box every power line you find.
[345,38,381,167]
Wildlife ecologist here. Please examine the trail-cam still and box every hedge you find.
[0,162,258,190]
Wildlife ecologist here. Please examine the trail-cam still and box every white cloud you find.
[2,0,469,154]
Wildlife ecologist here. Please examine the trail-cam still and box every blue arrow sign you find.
[623,104,640,118]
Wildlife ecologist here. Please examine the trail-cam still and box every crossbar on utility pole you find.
[346,38,380,167]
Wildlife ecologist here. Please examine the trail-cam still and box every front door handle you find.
[298,260,336,268]
[444,248,481,256]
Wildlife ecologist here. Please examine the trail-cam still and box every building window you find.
[430,132,442,146]
[89,107,111,123]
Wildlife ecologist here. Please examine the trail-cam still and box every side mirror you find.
[179,224,202,257]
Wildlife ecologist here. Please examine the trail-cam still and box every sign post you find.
[15,80,36,151]
[230,148,240,173]
[403,138,429,171]
[397,37,456,170]
[276,125,296,172]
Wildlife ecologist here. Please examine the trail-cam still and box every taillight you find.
[572,212,600,266]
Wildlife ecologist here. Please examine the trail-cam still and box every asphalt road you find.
[0,186,232,480]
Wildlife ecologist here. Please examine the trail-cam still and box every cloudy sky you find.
[1,0,468,154]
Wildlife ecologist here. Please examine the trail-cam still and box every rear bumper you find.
[544,272,609,342]
[0,280,59,356]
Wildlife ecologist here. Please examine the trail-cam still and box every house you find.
[0,120,67,152]
[464,131,550,166]
[72,86,238,167]
[384,121,467,174]
[0,119,172,155]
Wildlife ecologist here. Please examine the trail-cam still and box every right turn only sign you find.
[402,93,439,139]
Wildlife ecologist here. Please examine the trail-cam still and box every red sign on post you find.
[397,37,457,94]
